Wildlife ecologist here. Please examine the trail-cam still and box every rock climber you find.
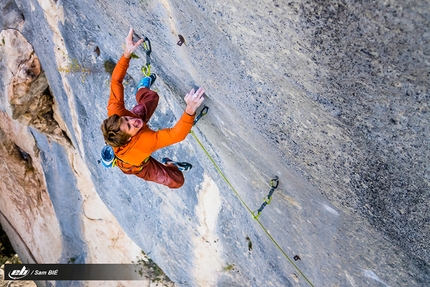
[101,28,205,188]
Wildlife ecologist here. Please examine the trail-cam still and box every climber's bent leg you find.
[134,157,185,189]
[131,88,159,123]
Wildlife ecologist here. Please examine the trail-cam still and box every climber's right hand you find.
[184,87,205,116]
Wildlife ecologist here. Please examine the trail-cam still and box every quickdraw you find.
[141,37,152,76]
[193,105,209,126]
[253,176,279,219]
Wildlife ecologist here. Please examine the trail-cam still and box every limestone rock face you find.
[2,29,67,146]
[0,0,429,287]
[0,9,166,287]
[0,28,63,266]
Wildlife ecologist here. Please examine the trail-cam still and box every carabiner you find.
[141,64,151,77]
[200,105,209,116]
[142,37,152,65]
[270,176,279,189]
[193,105,209,125]
[252,211,262,220]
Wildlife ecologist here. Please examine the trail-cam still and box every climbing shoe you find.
[137,73,157,90]
[175,161,193,172]
[161,157,192,172]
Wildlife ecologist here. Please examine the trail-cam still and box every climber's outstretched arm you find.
[153,87,205,150]
[107,28,143,117]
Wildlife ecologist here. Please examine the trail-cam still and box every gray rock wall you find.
[287,0,430,264]
[1,0,428,286]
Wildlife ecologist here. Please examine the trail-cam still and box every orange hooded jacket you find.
[107,55,195,167]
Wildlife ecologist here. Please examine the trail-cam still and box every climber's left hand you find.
[124,27,143,58]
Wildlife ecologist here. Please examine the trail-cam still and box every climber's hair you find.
[100,114,130,147]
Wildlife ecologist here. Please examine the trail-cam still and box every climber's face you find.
[120,116,143,137]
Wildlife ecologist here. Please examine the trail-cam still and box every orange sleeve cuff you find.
[181,111,195,124]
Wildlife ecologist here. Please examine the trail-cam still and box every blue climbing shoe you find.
[175,161,193,172]
[137,73,157,90]
[161,157,192,172]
